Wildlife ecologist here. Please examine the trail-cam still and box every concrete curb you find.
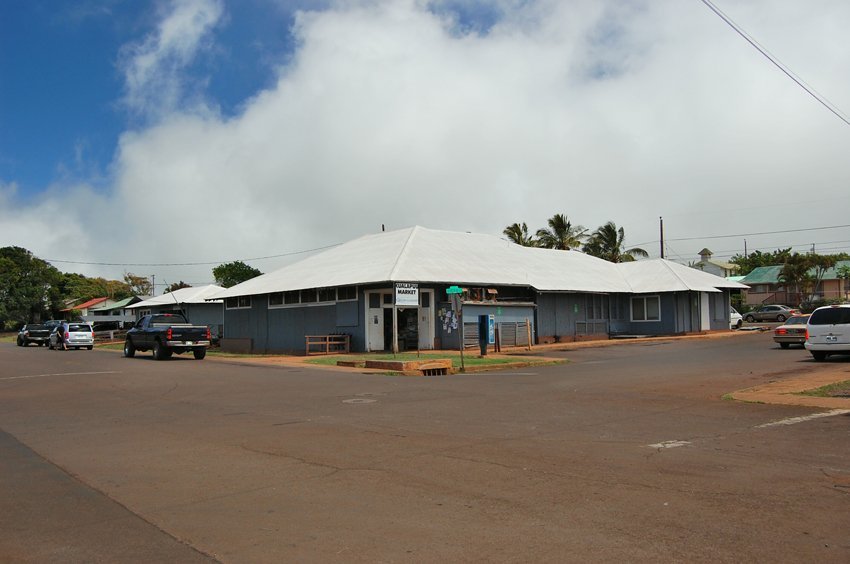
[729,370,850,409]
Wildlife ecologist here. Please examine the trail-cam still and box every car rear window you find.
[786,316,809,325]
[68,324,92,332]
[809,308,850,325]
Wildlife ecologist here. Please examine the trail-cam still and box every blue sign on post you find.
[488,314,495,345]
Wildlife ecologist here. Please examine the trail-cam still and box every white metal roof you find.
[128,284,225,308]
[212,226,747,299]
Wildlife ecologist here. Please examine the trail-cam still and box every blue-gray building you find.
[212,227,746,354]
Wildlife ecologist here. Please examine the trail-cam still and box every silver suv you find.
[805,304,850,361]
[49,322,95,351]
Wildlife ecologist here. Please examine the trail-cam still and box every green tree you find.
[164,281,192,293]
[778,254,811,305]
[807,254,836,302]
[60,273,132,302]
[503,222,536,247]
[729,248,793,276]
[583,221,649,263]
[123,273,153,296]
[837,264,850,300]
[535,214,587,250]
[0,246,63,327]
[213,261,262,288]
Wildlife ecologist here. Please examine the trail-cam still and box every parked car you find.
[805,304,850,361]
[743,305,800,323]
[730,307,743,329]
[773,315,810,349]
[48,322,95,351]
[124,313,211,360]
[17,323,51,346]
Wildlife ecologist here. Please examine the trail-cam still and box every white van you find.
[804,304,850,361]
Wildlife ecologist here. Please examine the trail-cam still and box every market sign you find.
[395,282,419,307]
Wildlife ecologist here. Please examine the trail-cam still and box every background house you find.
[741,260,850,306]
[86,296,143,328]
[61,297,113,320]
[692,248,738,278]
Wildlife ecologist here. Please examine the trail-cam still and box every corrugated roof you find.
[212,227,746,299]
[740,266,784,285]
[62,297,109,311]
[90,296,141,311]
[741,261,850,285]
[127,285,225,309]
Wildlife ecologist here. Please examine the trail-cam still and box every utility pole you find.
[659,216,665,259]
[150,274,155,297]
[744,239,747,257]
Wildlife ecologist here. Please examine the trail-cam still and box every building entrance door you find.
[418,290,434,349]
[366,290,393,351]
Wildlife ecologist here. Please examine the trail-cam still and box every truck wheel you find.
[123,339,136,358]
[153,340,169,360]
[193,348,206,360]
[811,351,827,362]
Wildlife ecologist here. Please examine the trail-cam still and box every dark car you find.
[744,305,800,323]
[773,315,810,349]
[17,324,50,346]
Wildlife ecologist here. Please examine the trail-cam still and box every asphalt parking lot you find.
[1,332,848,563]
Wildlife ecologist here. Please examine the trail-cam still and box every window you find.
[226,296,252,310]
[284,290,299,304]
[631,295,660,322]
[300,289,317,303]
[318,288,336,302]
[269,292,284,306]
[369,293,381,309]
[337,286,357,301]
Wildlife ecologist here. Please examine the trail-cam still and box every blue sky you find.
[1,1,849,287]
[1,0,301,197]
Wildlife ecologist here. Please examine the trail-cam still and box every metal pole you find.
[459,307,465,372]
[659,216,665,259]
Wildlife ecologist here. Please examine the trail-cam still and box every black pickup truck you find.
[17,320,63,347]
[123,313,211,360]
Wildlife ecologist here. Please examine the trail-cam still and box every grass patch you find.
[796,379,850,398]
[0,333,16,343]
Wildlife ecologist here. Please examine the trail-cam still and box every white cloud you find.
[119,0,225,119]
[2,0,850,287]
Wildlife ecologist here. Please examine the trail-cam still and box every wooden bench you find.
[305,334,350,355]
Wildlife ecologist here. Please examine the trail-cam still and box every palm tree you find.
[503,222,536,247]
[583,221,648,263]
[535,214,587,250]
[778,254,810,304]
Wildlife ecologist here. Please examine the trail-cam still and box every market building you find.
[212,227,747,354]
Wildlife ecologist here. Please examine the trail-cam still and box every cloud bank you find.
[2,0,849,287]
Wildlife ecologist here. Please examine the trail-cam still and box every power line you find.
[666,223,850,243]
[700,0,850,127]
[45,242,343,268]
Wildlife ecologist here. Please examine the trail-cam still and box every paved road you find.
[1,333,848,562]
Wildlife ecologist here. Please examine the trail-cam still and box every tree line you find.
[503,214,648,263]
[0,246,262,328]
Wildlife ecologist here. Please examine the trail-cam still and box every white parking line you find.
[648,440,691,449]
[0,371,121,381]
[756,409,850,428]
